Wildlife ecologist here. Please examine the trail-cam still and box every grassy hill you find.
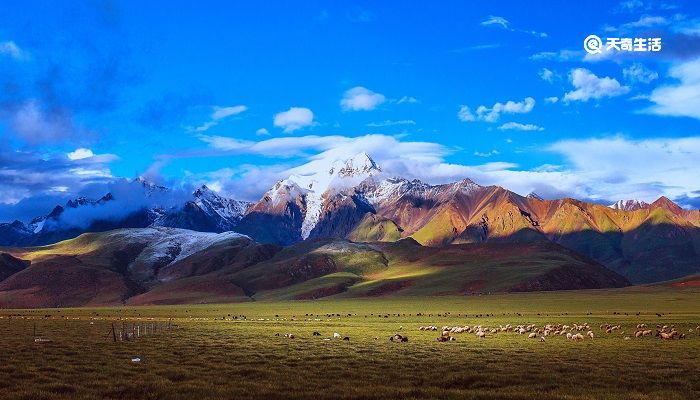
[1,228,630,307]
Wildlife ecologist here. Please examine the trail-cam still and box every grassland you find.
[1,287,699,400]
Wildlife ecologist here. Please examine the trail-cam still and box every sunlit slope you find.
[0,228,630,307]
[355,184,700,283]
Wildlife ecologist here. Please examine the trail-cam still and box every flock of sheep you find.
[418,322,700,342]
[274,322,699,344]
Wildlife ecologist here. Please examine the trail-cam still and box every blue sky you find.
[1,0,700,221]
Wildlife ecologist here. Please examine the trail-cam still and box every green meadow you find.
[1,287,699,400]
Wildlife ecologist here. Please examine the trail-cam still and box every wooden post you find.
[111,323,117,342]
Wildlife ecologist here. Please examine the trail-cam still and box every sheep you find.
[572,333,584,341]
[539,336,546,342]
[390,334,408,342]
[528,332,537,339]
[342,336,350,341]
[312,331,321,336]
[333,332,341,339]
[587,331,594,339]
[566,333,572,340]
[475,330,486,339]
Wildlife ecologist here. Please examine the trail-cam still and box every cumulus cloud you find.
[255,128,270,136]
[0,148,118,208]
[539,68,555,82]
[67,148,95,160]
[470,97,536,122]
[194,133,700,207]
[273,107,314,133]
[457,105,475,122]
[646,58,700,120]
[340,87,386,111]
[563,68,630,102]
[623,63,658,84]
[195,105,247,132]
[498,122,544,131]
[544,96,559,103]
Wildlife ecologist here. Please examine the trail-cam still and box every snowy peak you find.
[192,184,250,224]
[609,199,650,212]
[329,151,381,178]
[134,176,168,195]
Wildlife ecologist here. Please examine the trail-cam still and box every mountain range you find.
[2,152,700,285]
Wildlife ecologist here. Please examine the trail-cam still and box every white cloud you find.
[498,122,544,131]
[196,133,700,206]
[0,41,26,60]
[212,105,247,120]
[544,96,559,103]
[481,16,509,29]
[67,148,95,160]
[530,50,581,62]
[621,15,668,29]
[457,105,475,122]
[340,87,386,111]
[563,68,629,102]
[256,128,270,136]
[480,15,547,37]
[646,58,700,120]
[397,96,418,104]
[195,105,247,132]
[474,150,500,157]
[273,107,314,133]
[539,68,555,82]
[366,120,416,127]
[473,97,536,122]
[623,63,658,84]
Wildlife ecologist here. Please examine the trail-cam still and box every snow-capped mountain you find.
[236,152,382,243]
[292,152,381,238]
[609,199,650,211]
[3,151,700,284]
[0,178,250,246]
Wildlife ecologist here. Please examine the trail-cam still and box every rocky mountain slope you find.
[2,153,699,284]
[0,228,629,308]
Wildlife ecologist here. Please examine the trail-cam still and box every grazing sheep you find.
[436,336,455,342]
[343,336,350,341]
[587,331,594,339]
[539,336,546,342]
[476,331,486,338]
[566,333,572,340]
[312,331,321,336]
[333,332,341,339]
[528,332,537,339]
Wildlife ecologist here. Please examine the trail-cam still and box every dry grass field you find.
[1,287,699,400]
